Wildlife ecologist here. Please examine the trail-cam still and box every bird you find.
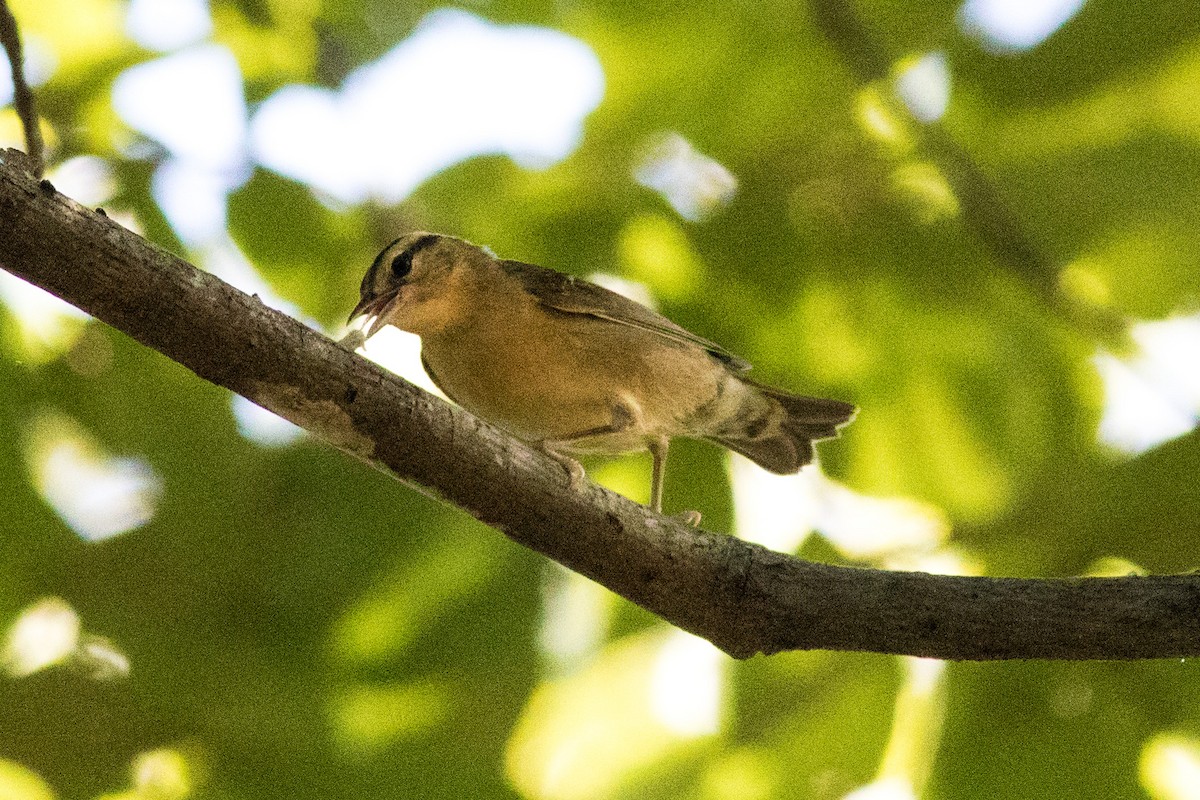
[348,232,856,521]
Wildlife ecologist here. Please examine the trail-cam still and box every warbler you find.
[348,232,855,519]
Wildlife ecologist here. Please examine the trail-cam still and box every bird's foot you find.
[540,445,587,491]
[672,510,702,527]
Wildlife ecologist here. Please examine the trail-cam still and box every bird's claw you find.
[541,446,587,491]
[672,510,702,527]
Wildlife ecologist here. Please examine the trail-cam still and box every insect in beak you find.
[348,290,401,339]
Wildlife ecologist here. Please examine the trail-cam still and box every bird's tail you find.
[706,379,856,474]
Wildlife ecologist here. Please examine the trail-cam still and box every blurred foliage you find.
[2,0,1200,799]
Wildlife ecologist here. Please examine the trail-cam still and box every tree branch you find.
[0,1,43,177]
[2,149,1198,660]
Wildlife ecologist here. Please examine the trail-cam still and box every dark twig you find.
[808,0,1127,342]
[0,0,44,177]
[2,149,1200,661]
[808,0,1052,286]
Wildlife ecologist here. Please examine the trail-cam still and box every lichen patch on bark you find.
[251,382,375,457]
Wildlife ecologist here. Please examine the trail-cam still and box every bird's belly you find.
[420,323,722,452]
[421,335,625,443]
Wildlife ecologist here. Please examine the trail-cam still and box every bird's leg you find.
[540,402,636,491]
[648,436,668,513]
[647,436,701,526]
[543,405,699,524]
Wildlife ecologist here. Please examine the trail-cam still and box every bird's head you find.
[349,232,489,338]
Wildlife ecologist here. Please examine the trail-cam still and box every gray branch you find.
[2,149,1198,660]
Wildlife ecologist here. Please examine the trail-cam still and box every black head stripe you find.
[406,234,440,260]
[363,234,441,295]
[392,234,440,279]
[363,236,405,295]
[371,237,406,274]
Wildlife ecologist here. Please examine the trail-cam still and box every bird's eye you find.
[391,250,414,280]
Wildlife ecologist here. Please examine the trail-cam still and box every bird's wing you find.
[498,260,751,372]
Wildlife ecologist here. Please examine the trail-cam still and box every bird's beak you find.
[347,290,401,338]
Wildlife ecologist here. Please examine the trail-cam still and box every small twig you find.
[809,0,1050,285]
[0,0,44,177]
[808,0,1127,344]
